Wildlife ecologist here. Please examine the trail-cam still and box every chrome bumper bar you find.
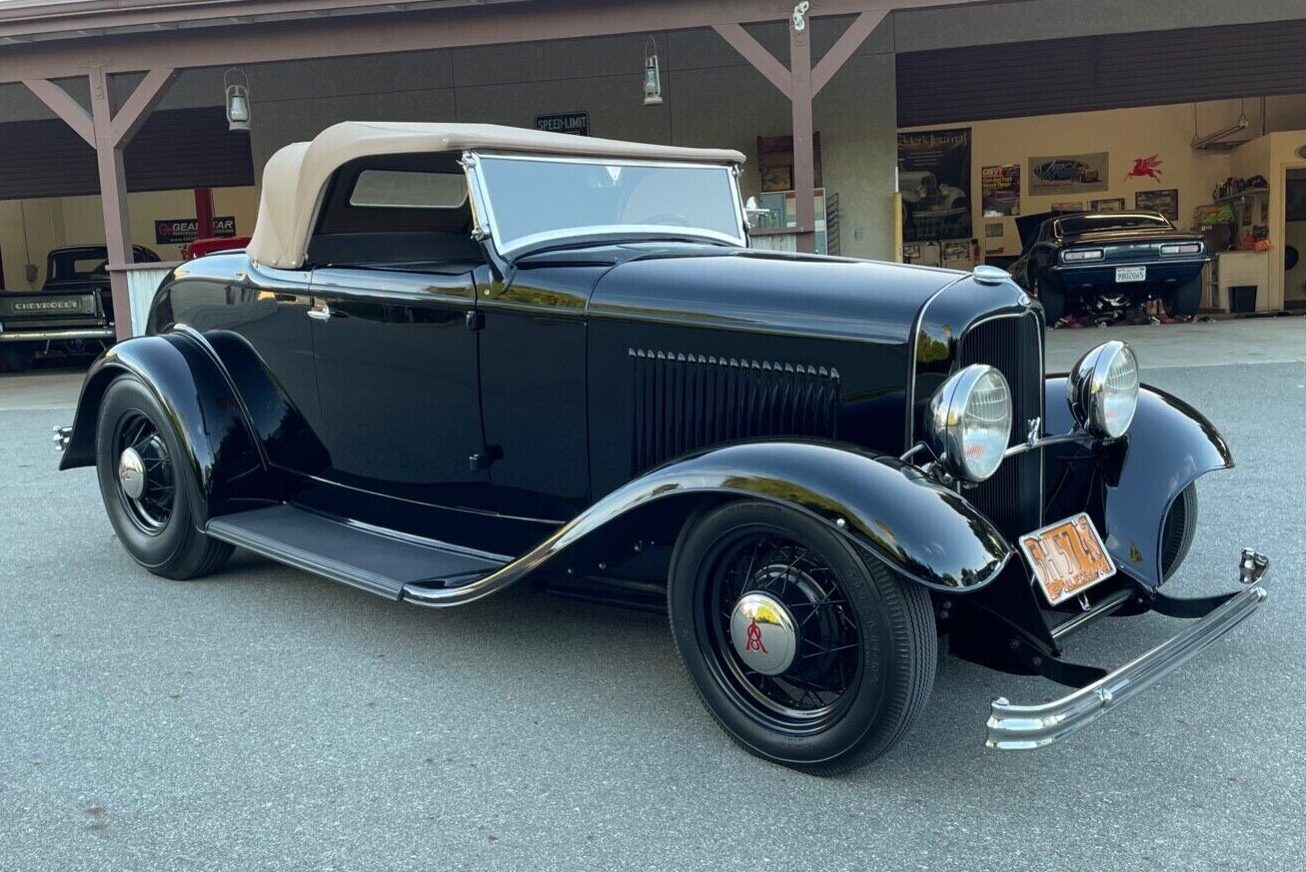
[0,328,114,342]
[986,549,1271,750]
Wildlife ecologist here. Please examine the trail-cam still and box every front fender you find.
[588,441,1012,591]
[59,333,264,524]
[404,440,1014,607]
[1044,377,1232,588]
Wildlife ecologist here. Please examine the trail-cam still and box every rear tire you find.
[95,375,233,579]
[1033,272,1064,325]
[1163,277,1202,319]
[668,500,936,775]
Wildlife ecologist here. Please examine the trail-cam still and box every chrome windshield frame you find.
[461,150,748,258]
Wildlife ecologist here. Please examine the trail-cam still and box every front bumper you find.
[986,549,1270,750]
[0,327,115,343]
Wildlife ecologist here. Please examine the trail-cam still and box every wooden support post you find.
[88,68,135,341]
[789,19,816,253]
[714,9,888,254]
[26,69,177,340]
[21,78,95,146]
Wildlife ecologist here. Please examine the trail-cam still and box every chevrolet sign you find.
[13,299,81,312]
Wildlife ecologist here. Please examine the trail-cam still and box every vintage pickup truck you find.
[0,244,158,370]
[56,122,1270,774]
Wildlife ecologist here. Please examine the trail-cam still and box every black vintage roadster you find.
[57,123,1269,774]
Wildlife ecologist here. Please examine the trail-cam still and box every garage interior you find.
[2,0,1306,352]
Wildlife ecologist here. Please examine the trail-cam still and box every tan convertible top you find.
[247,121,747,269]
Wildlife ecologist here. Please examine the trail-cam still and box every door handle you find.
[307,302,333,321]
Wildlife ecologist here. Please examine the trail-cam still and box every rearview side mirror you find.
[743,196,771,229]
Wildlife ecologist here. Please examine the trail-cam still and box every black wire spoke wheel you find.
[670,500,937,774]
[95,376,233,579]
[111,410,177,535]
[699,531,863,733]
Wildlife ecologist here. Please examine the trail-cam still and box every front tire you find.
[95,375,232,579]
[2,345,34,372]
[668,500,936,775]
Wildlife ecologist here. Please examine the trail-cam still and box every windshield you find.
[1058,213,1171,234]
[474,155,745,255]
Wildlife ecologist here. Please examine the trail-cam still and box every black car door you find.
[474,261,591,525]
[306,266,492,513]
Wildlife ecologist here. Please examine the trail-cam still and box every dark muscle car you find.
[0,244,158,371]
[1010,211,1209,324]
[55,123,1269,774]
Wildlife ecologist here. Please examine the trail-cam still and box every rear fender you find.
[1044,377,1232,588]
[60,332,265,524]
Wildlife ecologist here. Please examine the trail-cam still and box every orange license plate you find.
[1019,513,1116,606]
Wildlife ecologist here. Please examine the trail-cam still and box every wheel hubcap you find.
[696,530,863,732]
[117,447,146,499]
[729,592,797,676]
[111,411,176,535]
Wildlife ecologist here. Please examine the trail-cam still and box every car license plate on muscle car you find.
[1019,513,1116,606]
[1115,266,1146,283]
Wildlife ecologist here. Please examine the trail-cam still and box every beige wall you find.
[903,102,1238,258]
[1,186,257,290]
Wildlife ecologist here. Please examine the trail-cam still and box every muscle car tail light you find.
[1062,248,1105,262]
[926,364,1012,483]
[1160,242,1203,256]
[1067,341,1139,439]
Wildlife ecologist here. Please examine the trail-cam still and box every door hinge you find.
[465,310,484,331]
[468,445,503,472]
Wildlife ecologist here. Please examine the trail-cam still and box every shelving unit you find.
[1212,187,1269,205]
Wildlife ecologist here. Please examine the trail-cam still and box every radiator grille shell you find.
[956,312,1045,537]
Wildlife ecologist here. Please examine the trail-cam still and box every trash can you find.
[1229,285,1257,314]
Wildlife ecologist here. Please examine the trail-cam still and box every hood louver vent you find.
[629,349,840,474]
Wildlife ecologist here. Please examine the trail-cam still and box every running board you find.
[205,505,506,601]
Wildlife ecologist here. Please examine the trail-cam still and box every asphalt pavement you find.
[1,319,1304,871]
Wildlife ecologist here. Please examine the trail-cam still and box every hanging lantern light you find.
[643,37,663,106]
[224,68,251,132]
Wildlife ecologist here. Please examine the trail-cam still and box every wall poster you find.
[898,128,972,242]
[981,164,1021,216]
[1028,152,1109,196]
[1135,189,1179,222]
[1090,198,1126,212]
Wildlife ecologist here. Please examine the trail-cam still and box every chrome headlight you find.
[926,364,1012,482]
[1067,340,1139,438]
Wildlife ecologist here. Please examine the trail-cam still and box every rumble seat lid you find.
[247,121,746,270]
